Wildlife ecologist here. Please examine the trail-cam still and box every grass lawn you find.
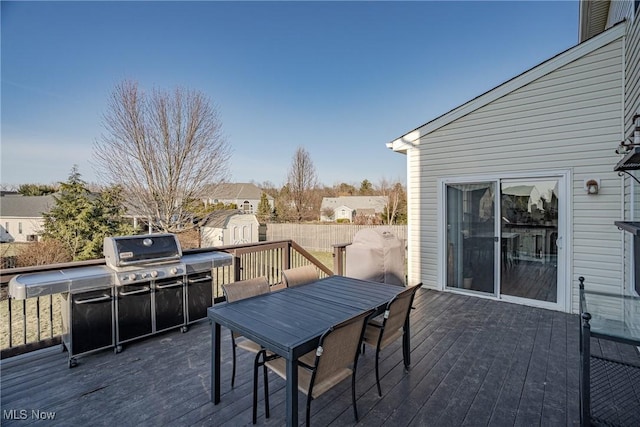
[308,250,333,271]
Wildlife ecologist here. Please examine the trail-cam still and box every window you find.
[4,222,8,233]
[242,201,251,212]
[18,222,22,234]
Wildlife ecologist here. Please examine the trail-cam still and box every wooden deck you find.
[1,288,638,426]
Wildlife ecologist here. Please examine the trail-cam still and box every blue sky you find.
[1,1,579,188]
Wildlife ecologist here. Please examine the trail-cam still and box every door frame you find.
[437,169,572,312]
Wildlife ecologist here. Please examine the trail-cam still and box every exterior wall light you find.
[584,179,600,195]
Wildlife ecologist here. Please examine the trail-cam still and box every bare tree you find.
[378,178,407,225]
[94,80,231,232]
[287,147,318,222]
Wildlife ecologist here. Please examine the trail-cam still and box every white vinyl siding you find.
[407,37,624,313]
[406,146,423,287]
[607,0,634,29]
[0,217,44,243]
[624,6,640,298]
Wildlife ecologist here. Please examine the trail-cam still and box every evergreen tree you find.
[80,184,135,259]
[42,166,134,260]
[256,193,272,223]
[359,179,373,195]
[18,183,57,196]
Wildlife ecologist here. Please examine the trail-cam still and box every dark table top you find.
[288,275,404,310]
[207,275,405,358]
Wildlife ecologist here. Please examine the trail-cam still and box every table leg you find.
[211,321,221,403]
[285,356,298,427]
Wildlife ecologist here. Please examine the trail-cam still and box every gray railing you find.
[0,240,331,359]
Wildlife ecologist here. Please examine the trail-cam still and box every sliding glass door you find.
[445,177,563,307]
[446,182,497,295]
[500,179,559,303]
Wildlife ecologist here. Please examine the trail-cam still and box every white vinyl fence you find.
[265,224,407,252]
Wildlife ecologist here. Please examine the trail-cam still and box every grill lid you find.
[104,233,182,268]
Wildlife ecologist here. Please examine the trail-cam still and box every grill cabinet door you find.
[71,289,114,355]
[117,284,152,342]
[186,272,213,323]
[154,278,185,331]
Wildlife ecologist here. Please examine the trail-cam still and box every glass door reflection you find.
[446,182,496,295]
[500,180,558,303]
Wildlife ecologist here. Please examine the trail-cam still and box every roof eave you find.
[579,0,610,42]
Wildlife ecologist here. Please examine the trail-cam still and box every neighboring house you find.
[0,194,55,243]
[387,0,640,314]
[200,210,259,247]
[202,183,274,215]
[320,196,388,222]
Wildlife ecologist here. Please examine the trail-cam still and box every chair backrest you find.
[310,309,373,391]
[382,283,422,337]
[222,276,270,302]
[282,265,319,288]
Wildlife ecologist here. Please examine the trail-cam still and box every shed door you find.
[231,225,252,244]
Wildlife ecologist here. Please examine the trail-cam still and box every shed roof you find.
[200,210,249,228]
[0,195,56,218]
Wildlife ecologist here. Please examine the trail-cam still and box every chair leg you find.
[375,347,382,397]
[252,350,265,424]
[351,372,359,421]
[306,394,312,426]
[263,356,270,419]
[231,336,237,388]
[402,331,410,371]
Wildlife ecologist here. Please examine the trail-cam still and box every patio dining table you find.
[207,275,408,427]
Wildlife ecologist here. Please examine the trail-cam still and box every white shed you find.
[200,210,259,248]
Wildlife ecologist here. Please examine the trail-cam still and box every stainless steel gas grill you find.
[105,234,188,349]
[9,233,233,367]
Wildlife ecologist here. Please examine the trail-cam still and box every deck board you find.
[2,288,638,426]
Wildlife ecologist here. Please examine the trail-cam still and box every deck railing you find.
[0,239,332,359]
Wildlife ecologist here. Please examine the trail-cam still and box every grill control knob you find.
[128,273,137,281]
[150,270,158,278]
[169,267,178,275]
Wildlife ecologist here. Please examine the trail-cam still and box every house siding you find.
[408,37,625,313]
[607,0,633,28]
[406,144,422,288]
[622,2,640,302]
[0,217,43,243]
